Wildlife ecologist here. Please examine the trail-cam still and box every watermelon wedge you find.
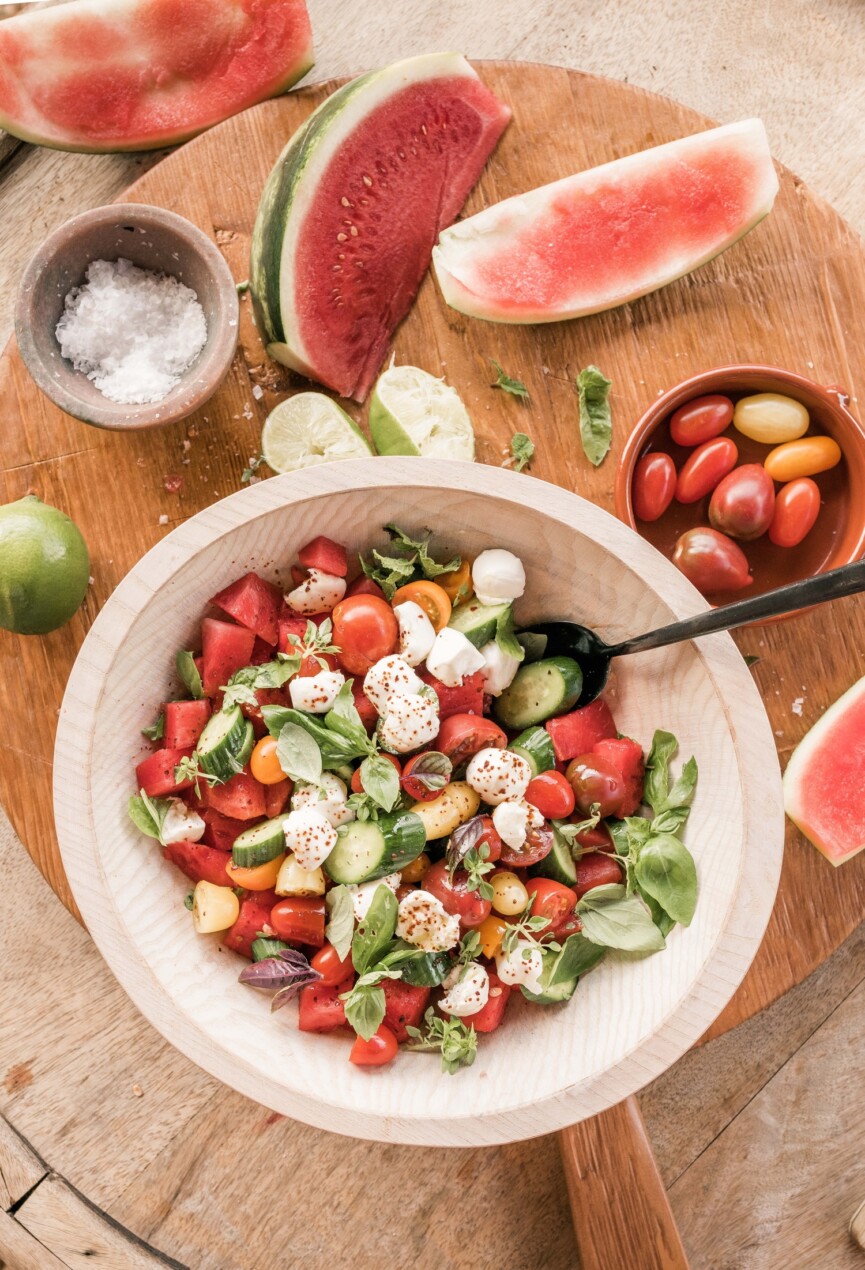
[250,53,510,401]
[783,676,865,866]
[432,119,778,323]
[0,0,314,153]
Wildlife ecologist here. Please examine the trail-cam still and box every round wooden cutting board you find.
[2,61,865,1050]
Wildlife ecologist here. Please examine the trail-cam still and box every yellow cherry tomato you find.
[250,735,287,785]
[764,435,842,482]
[438,559,473,607]
[490,870,529,916]
[400,852,431,884]
[478,914,508,959]
[192,881,240,934]
[733,393,809,445]
[225,853,285,891]
[391,579,452,631]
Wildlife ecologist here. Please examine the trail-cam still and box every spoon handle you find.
[612,558,865,656]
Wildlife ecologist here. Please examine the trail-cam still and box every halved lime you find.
[261,393,372,473]
[368,365,475,460]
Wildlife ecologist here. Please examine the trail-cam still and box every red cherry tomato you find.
[572,821,616,853]
[632,452,676,522]
[768,477,821,548]
[669,394,734,447]
[675,437,739,504]
[423,859,492,930]
[331,596,398,675]
[298,652,339,676]
[310,942,354,987]
[350,1024,399,1067]
[436,713,508,766]
[709,464,775,540]
[672,527,753,596]
[575,853,624,898]
[401,752,450,802]
[565,754,625,817]
[498,820,553,868]
[350,752,401,794]
[525,770,575,819]
[270,897,326,947]
[525,878,577,933]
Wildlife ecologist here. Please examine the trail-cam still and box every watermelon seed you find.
[350,227,358,237]
[337,233,347,242]
[340,197,352,208]
[362,174,373,187]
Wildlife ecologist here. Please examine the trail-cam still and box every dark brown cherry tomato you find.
[672,527,753,596]
[525,770,575,819]
[436,713,507,766]
[565,754,625,818]
[331,595,398,674]
[709,463,775,540]
[423,859,492,930]
[310,942,353,987]
[675,437,739,504]
[575,853,625,899]
[350,1024,399,1067]
[632,452,676,522]
[350,752,401,793]
[525,878,577,933]
[669,394,734,447]
[768,477,821,547]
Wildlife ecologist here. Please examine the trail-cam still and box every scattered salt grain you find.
[55,258,207,405]
[252,384,264,400]
[792,697,804,716]
[158,514,169,525]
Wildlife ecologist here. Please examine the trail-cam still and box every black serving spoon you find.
[523,557,865,707]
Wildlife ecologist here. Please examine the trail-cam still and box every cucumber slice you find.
[509,725,556,777]
[232,817,287,868]
[493,656,583,729]
[251,937,291,962]
[324,811,426,884]
[530,824,577,885]
[447,599,511,649]
[397,946,452,987]
[198,707,255,782]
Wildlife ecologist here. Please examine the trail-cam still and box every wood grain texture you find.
[561,1095,688,1270]
[0,1114,45,1210]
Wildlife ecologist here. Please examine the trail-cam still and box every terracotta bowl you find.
[15,203,239,431]
[615,365,865,608]
[53,459,783,1146]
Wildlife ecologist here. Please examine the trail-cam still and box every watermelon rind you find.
[432,118,779,324]
[0,0,314,153]
[783,674,865,866]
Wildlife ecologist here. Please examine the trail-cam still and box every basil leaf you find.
[516,631,547,663]
[343,983,387,1041]
[221,667,261,711]
[551,932,606,984]
[643,730,678,813]
[743,653,761,668]
[253,660,297,690]
[127,790,171,842]
[262,704,292,737]
[577,884,666,952]
[510,432,535,470]
[360,549,415,599]
[176,649,204,699]
[276,708,369,767]
[325,682,375,756]
[238,948,320,994]
[639,886,677,938]
[634,833,698,927]
[651,807,691,836]
[352,885,399,974]
[665,757,698,816]
[404,750,451,793]
[490,359,530,400]
[495,604,525,662]
[359,755,400,812]
[576,364,612,467]
[141,714,164,742]
[276,722,323,784]
[325,885,355,962]
[383,524,461,581]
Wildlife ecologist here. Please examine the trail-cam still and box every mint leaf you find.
[325,885,355,961]
[383,524,461,582]
[576,364,612,467]
[490,359,530,400]
[404,1007,478,1074]
[576,884,666,952]
[141,714,164,742]
[176,649,204,699]
[358,755,400,813]
[276,722,323,784]
[510,432,535,471]
[634,833,698,927]
[360,549,415,599]
[352,885,399,975]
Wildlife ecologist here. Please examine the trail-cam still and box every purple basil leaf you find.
[271,971,322,1011]
[408,750,452,791]
[446,816,485,873]
[238,949,321,993]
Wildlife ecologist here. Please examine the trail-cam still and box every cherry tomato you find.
[391,579,452,630]
[669,394,734,447]
[464,814,503,863]
[423,859,492,930]
[270,896,326,946]
[768,477,821,548]
[632,452,676,522]
[572,821,615,853]
[344,576,386,600]
[225,854,285,891]
[763,435,842,482]
[250,735,285,785]
[674,437,738,504]
[438,559,473,606]
[565,754,625,817]
[575,853,624,898]
[350,752,401,794]
[478,913,508,958]
[708,463,776,540]
[400,853,431,884]
[331,595,398,675]
[672,527,753,596]
[525,770,575,819]
[298,652,339,675]
[401,753,450,802]
[436,713,507,766]
[525,878,577,933]
[498,820,553,868]
[350,1024,399,1067]
[310,942,353,987]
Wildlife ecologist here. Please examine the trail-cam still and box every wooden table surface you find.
[2,1,865,1267]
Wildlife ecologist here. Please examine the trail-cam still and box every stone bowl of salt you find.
[15,202,239,430]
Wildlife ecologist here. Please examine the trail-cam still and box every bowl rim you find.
[14,201,239,432]
[53,459,785,1145]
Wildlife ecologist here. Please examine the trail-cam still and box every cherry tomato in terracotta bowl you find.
[672,527,753,595]
[708,464,775,541]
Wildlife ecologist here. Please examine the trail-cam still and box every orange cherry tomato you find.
[675,437,738,504]
[768,478,821,547]
[225,854,285,891]
[250,735,286,785]
[331,595,399,675]
[438,559,473,607]
[632,452,676,522]
[400,852,431,884]
[350,1024,399,1067]
[669,394,734,447]
[478,914,508,959]
[763,436,842,482]
[350,752,401,793]
[391,579,452,630]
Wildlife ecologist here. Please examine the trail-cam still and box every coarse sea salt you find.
[55,258,207,405]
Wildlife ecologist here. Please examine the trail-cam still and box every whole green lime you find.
[0,495,90,635]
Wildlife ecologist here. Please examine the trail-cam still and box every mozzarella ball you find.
[394,600,437,667]
[471,549,526,607]
[425,627,486,687]
[286,568,346,615]
[379,691,440,753]
[282,807,337,870]
[288,669,346,713]
[466,747,531,805]
[496,941,545,994]
[491,798,545,850]
[479,640,522,696]
[396,890,461,952]
[290,773,354,827]
[363,654,424,715]
[347,873,401,921]
[160,798,206,845]
[440,962,490,1018]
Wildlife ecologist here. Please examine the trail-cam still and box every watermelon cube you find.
[381,979,430,1042]
[298,981,351,1032]
[200,618,256,696]
[449,972,510,1033]
[209,572,281,646]
[265,779,293,819]
[204,768,267,820]
[222,889,280,959]
[419,669,485,717]
[593,737,645,815]
[135,746,194,797]
[298,535,348,577]
[162,840,234,888]
[163,700,211,750]
[200,808,248,852]
[352,678,378,733]
[545,699,618,763]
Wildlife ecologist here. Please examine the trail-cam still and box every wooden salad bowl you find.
[52,457,783,1146]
